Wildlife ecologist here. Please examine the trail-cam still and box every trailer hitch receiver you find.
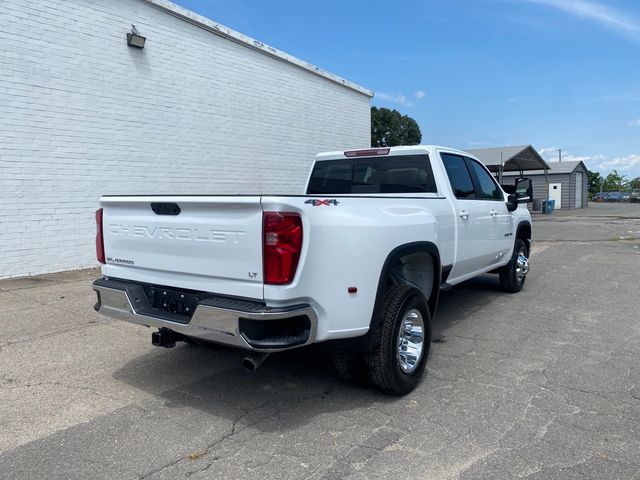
[151,327,185,348]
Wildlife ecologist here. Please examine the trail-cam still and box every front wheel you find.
[499,239,529,293]
[365,285,431,395]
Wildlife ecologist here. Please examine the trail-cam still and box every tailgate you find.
[100,196,264,300]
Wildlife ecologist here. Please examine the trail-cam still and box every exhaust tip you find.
[241,353,270,372]
[242,358,257,372]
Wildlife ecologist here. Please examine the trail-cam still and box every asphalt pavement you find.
[1,203,639,479]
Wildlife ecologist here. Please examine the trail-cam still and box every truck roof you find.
[315,145,474,162]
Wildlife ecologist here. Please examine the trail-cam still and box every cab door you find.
[440,153,494,277]
[464,157,514,265]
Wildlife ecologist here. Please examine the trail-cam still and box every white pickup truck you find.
[93,145,532,394]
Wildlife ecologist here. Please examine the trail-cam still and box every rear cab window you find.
[307,155,437,195]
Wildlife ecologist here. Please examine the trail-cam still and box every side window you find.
[466,158,503,200]
[441,153,476,199]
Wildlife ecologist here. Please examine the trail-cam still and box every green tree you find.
[629,177,640,190]
[587,170,602,197]
[371,107,422,147]
[603,170,627,191]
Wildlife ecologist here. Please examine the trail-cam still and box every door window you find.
[466,158,503,200]
[441,153,476,199]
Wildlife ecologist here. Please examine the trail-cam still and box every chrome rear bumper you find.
[92,278,317,352]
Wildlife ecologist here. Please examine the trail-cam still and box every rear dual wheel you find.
[333,285,431,395]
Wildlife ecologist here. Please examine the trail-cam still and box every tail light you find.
[263,212,303,285]
[95,208,105,264]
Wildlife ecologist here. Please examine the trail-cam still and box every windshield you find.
[307,154,436,194]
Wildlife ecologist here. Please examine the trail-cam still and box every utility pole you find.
[558,149,562,163]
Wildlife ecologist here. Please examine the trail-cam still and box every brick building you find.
[0,0,372,278]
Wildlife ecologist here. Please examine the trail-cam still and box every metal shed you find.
[502,161,590,210]
[466,145,551,178]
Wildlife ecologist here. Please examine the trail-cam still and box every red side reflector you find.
[263,212,303,285]
[95,208,105,264]
[344,148,390,157]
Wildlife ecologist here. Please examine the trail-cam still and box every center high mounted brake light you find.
[343,148,390,157]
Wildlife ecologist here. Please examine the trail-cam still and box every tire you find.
[332,347,369,386]
[365,285,431,395]
[499,239,529,293]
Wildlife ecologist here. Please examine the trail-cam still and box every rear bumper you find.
[92,277,317,352]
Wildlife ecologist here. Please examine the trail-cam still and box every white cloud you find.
[563,154,593,163]
[597,154,640,172]
[539,148,640,177]
[375,89,426,107]
[522,0,640,43]
[540,148,597,164]
[539,147,560,156]
[375,92,414,107]
[629,118,640,127]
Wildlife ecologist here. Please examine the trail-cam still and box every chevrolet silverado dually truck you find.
[93,145,532,394]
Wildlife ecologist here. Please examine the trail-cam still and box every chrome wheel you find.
[396,309,425,374]
[515,248,529,282]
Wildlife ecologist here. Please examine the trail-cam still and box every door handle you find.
[459,210,470,220]
[489,209,498,217]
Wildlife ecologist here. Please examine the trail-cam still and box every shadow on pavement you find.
[111,274,505,431]
[112,341,387,433]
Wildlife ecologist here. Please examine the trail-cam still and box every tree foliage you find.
[603,170,627,191]
[589,169,640,193]
[587,170,601,197]
[371,107,422,147]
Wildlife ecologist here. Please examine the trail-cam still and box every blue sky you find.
[174,0,640,179]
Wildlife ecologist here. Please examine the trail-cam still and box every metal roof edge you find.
[527,145,552,170]
[503,159,588,175]
[142,0,374,97]
[545,160,589,173]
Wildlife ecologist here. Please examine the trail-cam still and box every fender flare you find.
[336,241,441,352]
[516,220,532,252]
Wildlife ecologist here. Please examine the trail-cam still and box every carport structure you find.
[466,145,551,181]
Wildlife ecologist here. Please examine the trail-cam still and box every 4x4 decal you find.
[305,199,340,206]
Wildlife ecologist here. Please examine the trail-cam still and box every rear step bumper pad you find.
[92,277,317,352]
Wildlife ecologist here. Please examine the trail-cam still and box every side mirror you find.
[515,177,532,203]
[507,194,518,212]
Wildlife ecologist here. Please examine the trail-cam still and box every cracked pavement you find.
[1,203,639,479]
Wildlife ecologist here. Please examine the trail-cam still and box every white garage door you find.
[575,172,583,208]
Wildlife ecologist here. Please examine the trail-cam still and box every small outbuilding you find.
[466,145,551,177]
[502,161,590,210]
[466,145,589,210]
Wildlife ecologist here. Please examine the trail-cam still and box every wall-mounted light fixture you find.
[127,24,146,48]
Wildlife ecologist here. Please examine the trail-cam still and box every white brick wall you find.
[0,0,371,278]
